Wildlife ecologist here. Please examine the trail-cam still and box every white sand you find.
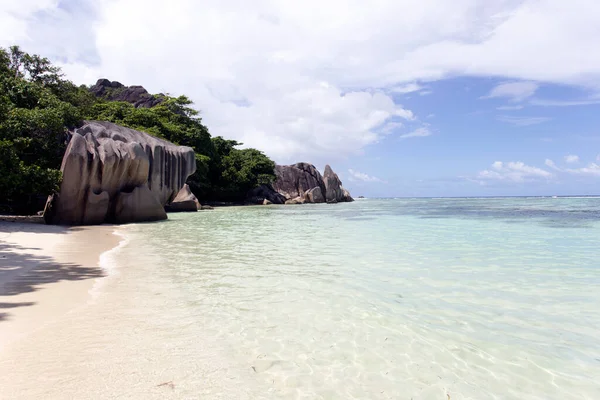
[0,222,120,351]
[0,221,244,400]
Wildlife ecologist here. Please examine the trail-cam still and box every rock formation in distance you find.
[247,163,353,205]
[272,163,326,200]
[44,121,196,225]
[323,165,349,203]
[90,79,163,108]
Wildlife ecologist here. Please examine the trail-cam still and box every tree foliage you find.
[0,46,83,213]
[0,45,276,214]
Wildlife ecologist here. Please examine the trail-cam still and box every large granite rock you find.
[272,163,326,201]
[323,165,354,203]
[44,121,196,225]
[342,188,354,202]
[246,163,352,205]
[90,79,163,108]
[304,187,324,203]
[165,184,200,212]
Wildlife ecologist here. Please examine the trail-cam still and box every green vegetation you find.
[0,46,276,214]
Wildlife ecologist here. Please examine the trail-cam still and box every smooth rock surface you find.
[304,187,325,203]
[323,164,353,203]
[272,163,326,200]
[342,188,354,203]
[165,184,200,212]
[44,121,196,225]
[114,185,166,224]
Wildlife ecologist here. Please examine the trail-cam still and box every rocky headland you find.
[247,162,354,205]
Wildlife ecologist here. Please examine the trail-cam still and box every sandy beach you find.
[0,222,121,397]
[0,221,244,400]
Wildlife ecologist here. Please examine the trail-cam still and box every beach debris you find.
[157,381,175,389]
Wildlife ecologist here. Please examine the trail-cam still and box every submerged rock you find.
[44,121,196,225]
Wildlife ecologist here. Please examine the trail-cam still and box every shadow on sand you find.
[0,225,105,322]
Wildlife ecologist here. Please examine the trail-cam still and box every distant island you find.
[0,46,352,225]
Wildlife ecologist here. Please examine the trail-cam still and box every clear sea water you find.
[100,198,600,399]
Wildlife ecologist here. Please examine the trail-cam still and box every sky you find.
[2,0,600,197]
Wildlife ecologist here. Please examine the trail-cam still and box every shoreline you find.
[0,222,122,351]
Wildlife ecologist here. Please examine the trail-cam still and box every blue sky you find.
[340,78,600,197]
[2,0,600,197]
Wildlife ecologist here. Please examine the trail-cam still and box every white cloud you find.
[0,1,100,65]
[564,154,580,163]
[477,161,553,183]
[545,159,560,170]
[348,169,385,183]
[0,1,56,43]
[545,156,600,176]
[379,121,404,135]
[497,116,551,126]
[390,82,432,96]
[391,83,423,94]
[483,81,539,102]
[525,156,600,178]
[4,0,600,163]
[530,98,600,107]
[567,163,600,176]
[496,105,524,110]
[399,127,432,140]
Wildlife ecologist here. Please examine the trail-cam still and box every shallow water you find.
[105,198,600,399]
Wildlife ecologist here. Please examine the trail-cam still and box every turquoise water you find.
[106,198,600,399]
